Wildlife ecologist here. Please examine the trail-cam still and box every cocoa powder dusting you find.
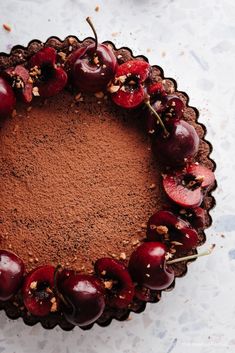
[0,92,165,271]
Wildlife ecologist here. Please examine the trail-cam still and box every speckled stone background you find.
[0,0,234,352]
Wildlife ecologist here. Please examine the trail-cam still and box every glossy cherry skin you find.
[111,60,150,108]
[179,207,207,229]
[163,163,215,208]
[128,242,174,290]
[152,119,199,166]
[22,265,57,317]
[68,43,117,93]
[0,77,16,117]
[95,258,134,309]
[147,210,199,251]
[29,47,67,97]
[0,250,25,301]
[59,274,105,327]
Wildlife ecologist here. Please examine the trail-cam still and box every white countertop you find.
[0,0,235,352]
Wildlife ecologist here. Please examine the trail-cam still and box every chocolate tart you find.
[0,35,216,330]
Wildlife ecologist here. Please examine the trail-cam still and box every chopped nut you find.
[27,106,32,112]
[132,239,140,246]
[149,183,156,190]
[50,300,58,312]
[119,252,126,260]
[58,51,67,61]
[95,5,100,12]
[108,85,120,93]
[104,280,113,290]
[32,86,40,96]
[93,56,100,65]
[156,225,168,235]
[141,223,147,229]
[68,37,76,45]
[95,91,104,99]
[30,281,37,290]
[3,23,11,32]
[11,109,17,118]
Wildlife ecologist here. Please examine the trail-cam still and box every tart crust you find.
[0,36,216,330]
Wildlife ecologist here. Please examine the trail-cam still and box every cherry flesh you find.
[0,77,16,117]
[152,119,199,166]
[29,47,67,97]
[163,163,215,208]
[110,60,150,108]
[128,242,174,290]
[5,65,33,103]
[22,265,57,317]
[95,257,134,309]
[147,210,199,251]
[0,250,25,301]
[59,274,105,327]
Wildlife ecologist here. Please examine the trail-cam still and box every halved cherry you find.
[162,163,215,208]
[5,65,33,103]
[110,60,150,109]
[22,265,58,317]
[29,47,67,97]
[94,258,134,309]
[147,210,199,251]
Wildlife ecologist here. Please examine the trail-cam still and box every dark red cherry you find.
[67,17,117,93]
[95,258,134,309]
[69,44,117,93]
[134,286,161,303]
[59,274,105,327]
[163,163,215,208]
[179,207,207,229]
[128,242,174,290]
[110,60,150,108]
[0,250,24,301]
[0,77,16,117]
[5,65,33,103]
[147,210,199,251]
[22,265,58,317]
[163,95,185,119]
[29,47,67,97]
[152,119,199,166]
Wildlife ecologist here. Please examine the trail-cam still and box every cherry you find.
[147,210,199,251]
[22,265,58,317]
[0,77,16,117]
[94,258,134,309]
[128,242,174,290]
[179,207,207,229]
[67,17,117,93]
[5,65,33,103]
[110,60,150,108]
[152,119,199,166]
[0,250,25,301]
[29,47,67,97]
[163,163,215,208]
[134,286,161,303]
[59,274,105,327]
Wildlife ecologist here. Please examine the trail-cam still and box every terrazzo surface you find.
[0,0,235,352]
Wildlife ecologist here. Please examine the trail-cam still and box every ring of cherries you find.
[0,18,215,327]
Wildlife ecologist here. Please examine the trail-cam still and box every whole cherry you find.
[29,47,67,97]
[59,274,105,327]
[0,77,16,117]
[22,265,58,317]
[152,119,199,166]
[95,258,134,309]
[0,250,25,301]
[163,163,215,208]
[147,210,199,251]
[67,17,117,93]
[128,242,174,290]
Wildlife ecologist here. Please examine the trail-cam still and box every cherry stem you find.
[167,244,215,265]
[145,100,169,137]
[86,17,98,52]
